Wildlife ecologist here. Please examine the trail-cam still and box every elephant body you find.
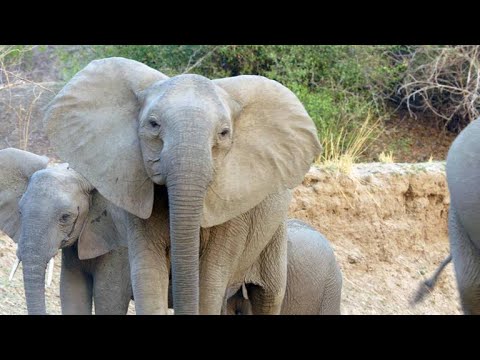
[45,57,322,314]
[225,219,342,315]
[0,148,132,314]
[446,118,480,314]
[121,185,291,314]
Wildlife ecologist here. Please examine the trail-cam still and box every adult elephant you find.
[445,118,480,314]
[45,57,321,315]
[0,148,132,314]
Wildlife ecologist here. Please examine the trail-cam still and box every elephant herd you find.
[0,56,479,315]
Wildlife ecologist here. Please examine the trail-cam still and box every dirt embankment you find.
[289,162,460,314]
[0,163,460,314]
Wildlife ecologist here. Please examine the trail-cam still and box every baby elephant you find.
[0,148,132,315]
[226,219,342,315]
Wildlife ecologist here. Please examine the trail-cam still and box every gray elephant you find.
[445,118,480,314]
[44,57,321,314]
[225,219,342,315]
[0,148,132,315]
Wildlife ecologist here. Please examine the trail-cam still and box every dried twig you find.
[399,45,480,128]
[182,46,221,74]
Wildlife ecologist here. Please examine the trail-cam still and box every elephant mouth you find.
[151,173,166,185]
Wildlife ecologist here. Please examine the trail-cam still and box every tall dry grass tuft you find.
[316,112,383,174]
[378,151,395,163]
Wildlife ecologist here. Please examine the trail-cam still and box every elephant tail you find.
[411,254,452,305]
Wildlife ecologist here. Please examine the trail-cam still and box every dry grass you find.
[316,112,383,174]
[0,46,47,151]
[379,151,395,163]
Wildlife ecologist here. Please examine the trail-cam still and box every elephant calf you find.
[226,219,342,315]
[0,148,132,315]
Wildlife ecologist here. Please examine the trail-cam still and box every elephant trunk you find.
[22,257,47,315]
[19,224,52,315]
[166,145,212,315]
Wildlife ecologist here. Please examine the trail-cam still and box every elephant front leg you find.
[198,224,246,315]
[248,223,288,315]
[127,218,170,315]
[199,253,236,314]
[60,248,93,315]
[92,247,133,315]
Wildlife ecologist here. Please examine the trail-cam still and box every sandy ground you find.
[0,163,461,315]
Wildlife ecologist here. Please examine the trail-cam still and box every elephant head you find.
[45,57,321,314]
[0,148,124,314]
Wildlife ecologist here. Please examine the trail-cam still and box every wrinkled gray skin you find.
[0,148,132,315]
[45,58,321,314]
[446,118,480,314]
[225,220,342,315]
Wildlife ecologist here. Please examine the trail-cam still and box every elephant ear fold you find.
[45,57,169,219]
[202,76,322,227]
[78,191,126,260]
[0,148,49,241]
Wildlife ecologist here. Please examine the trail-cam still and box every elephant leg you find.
[199,271,236,315]
[92,248,132,315]
[60,248,93,315]
[248,223,288,315]
[199,221,247,315]
[127,215,170,315]
[320,266,343,315]
[449,207,480,315]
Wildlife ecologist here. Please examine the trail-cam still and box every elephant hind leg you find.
[449,207,480,315]
[320,264,342,315]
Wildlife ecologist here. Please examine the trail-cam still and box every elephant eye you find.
[60,213,71,222]
[149,119,160,129]
[219,128,230,138]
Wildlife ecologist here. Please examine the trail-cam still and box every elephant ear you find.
[0,148,49,241]
[45,57,169,219]
[203,76,322,227]
[78,191,127,260]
